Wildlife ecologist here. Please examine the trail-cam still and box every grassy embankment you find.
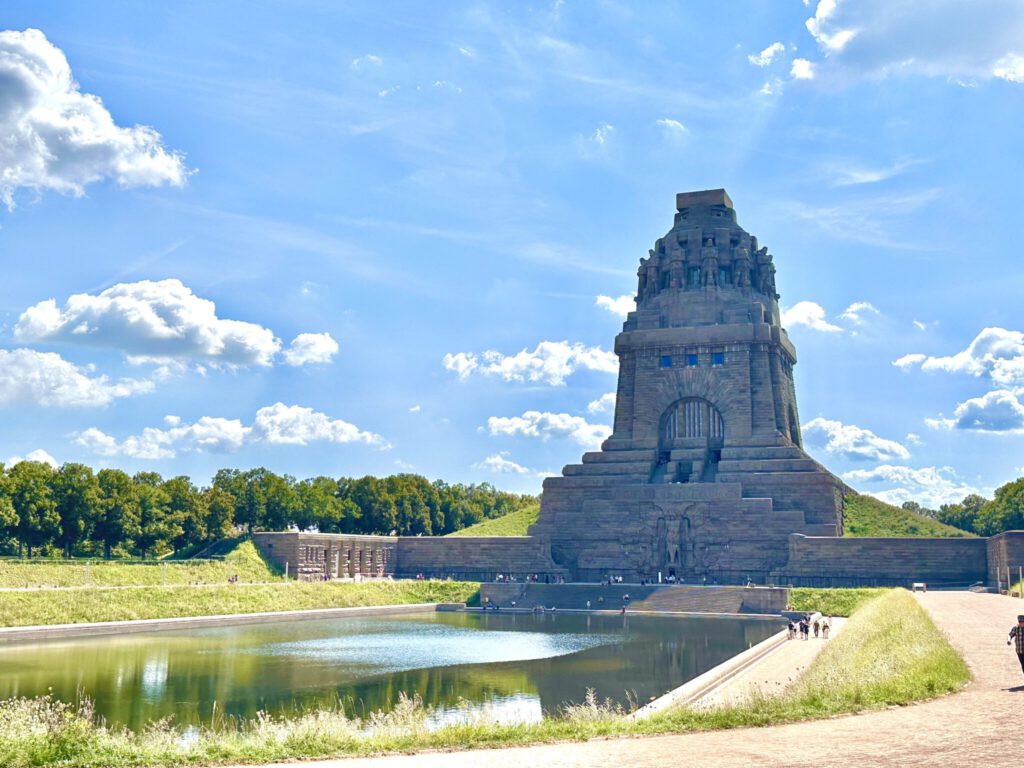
[0,588,968,767]
[0,580,479,627]
[789,587,889,617]
[0,540,280,588]
[447,504,539,537]
[843,491,971,537]
[448,494,970,540]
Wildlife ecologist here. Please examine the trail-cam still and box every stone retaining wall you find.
[772,534,989,587]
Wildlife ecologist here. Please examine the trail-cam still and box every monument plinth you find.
[530,189,844,583]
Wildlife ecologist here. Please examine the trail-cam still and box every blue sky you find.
[2,1,1023,508]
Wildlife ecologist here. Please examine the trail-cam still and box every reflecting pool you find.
[0,611,780,730]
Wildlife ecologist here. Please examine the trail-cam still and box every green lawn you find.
[789,587,889,617]
[0,580,479,627]
[447,504,539,537]
[0,540,280,588]
[843,491,972,537]
[0,588,969,767]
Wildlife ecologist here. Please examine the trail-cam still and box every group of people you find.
[787,613,831,640]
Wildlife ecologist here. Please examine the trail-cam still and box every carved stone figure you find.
[701,238,718,287]
[733,245,751,288]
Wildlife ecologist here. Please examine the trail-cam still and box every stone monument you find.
[529,189,845,583]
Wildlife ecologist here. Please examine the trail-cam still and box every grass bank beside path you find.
[843,491,972,538]
[0,580,480,627]
[789,587,889,617]
[0,588,969,768]
[447,504,539,537]
[0,541,279,589]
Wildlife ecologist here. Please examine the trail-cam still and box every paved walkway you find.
[694,617,847,708]
[228,593,1024,768]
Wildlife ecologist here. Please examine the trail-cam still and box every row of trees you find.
[902,477,1024,536]
[0,461,535,559]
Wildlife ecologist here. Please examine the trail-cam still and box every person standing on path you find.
[1008,615,1024,675]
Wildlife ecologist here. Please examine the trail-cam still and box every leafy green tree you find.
[162,476,202,551]
[133,474,173,558]
[936,493,987,534]
[203,486,235,542]
[234,468,268,534]
[262,472,298,531]
[295,476,345,531]
[0,464,20,547]
[95,469,140,559]
[976,479,1024,535]
[52,463,100,557]
[8,461,59,557]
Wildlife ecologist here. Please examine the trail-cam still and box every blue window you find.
[712,352,725,366]
[660,356,672,368]
[686,353,698,367]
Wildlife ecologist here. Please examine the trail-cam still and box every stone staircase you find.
[479,583,788,615]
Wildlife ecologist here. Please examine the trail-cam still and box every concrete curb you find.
[0,603,451,644]
[631,611,821,718]
[631,629,787,718]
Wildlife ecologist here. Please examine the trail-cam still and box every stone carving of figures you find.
[758,262,778,298]
[733,246,751,288]
[637,265,648,299]
[701,238,718,287]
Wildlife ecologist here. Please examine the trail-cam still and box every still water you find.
[0,611,780,729]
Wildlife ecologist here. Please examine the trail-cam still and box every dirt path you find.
[228,593,1024,768]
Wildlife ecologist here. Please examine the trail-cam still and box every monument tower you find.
[530,189,844,583]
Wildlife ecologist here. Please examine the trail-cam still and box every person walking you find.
[813,618,820,638]
[1008,615,1024,676]
[821,617,830,639]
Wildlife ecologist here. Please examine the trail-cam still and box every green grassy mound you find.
[447,504,539,537]
[843,491,972,538]
[0,540,280,589]
[789,587,889,617]
[0,580,479,628]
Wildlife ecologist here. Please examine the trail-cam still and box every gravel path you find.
[228,592,1024,768]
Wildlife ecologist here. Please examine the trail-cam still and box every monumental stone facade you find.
[530,189,844,583]
[252,190,1013,590]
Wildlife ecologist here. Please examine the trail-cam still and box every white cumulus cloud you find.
[15,279,284,367]
[5,448,58,468]
[748,42,785,67]
[444,341,617,386]
[75,402,388,459]
[802,417,910,461]
[838,301,880,324]
[474,452,531,475]
[791,58,815,79]
[892,328,1024,386]
[487,410,612,448]
[0,28,190,208]
[781,301,842,332]
[595,294,634,318]
[282,332,338,366]
[803,0,1024,84]
[0,348,153,408]
[842,464,982,509]
[587,392,616,414]
[925,389,1024,433]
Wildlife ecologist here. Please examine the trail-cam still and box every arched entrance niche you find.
[657,397,725,483]
[660,397,724,449]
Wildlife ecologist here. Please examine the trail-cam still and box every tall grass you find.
[0,580,480,627]
[0,589,969,767]
[0,541,279,589]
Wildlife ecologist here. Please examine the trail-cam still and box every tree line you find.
[0,461,536,559]
[901,477,1024,537]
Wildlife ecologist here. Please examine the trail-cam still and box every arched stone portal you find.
[657,397,725,483]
